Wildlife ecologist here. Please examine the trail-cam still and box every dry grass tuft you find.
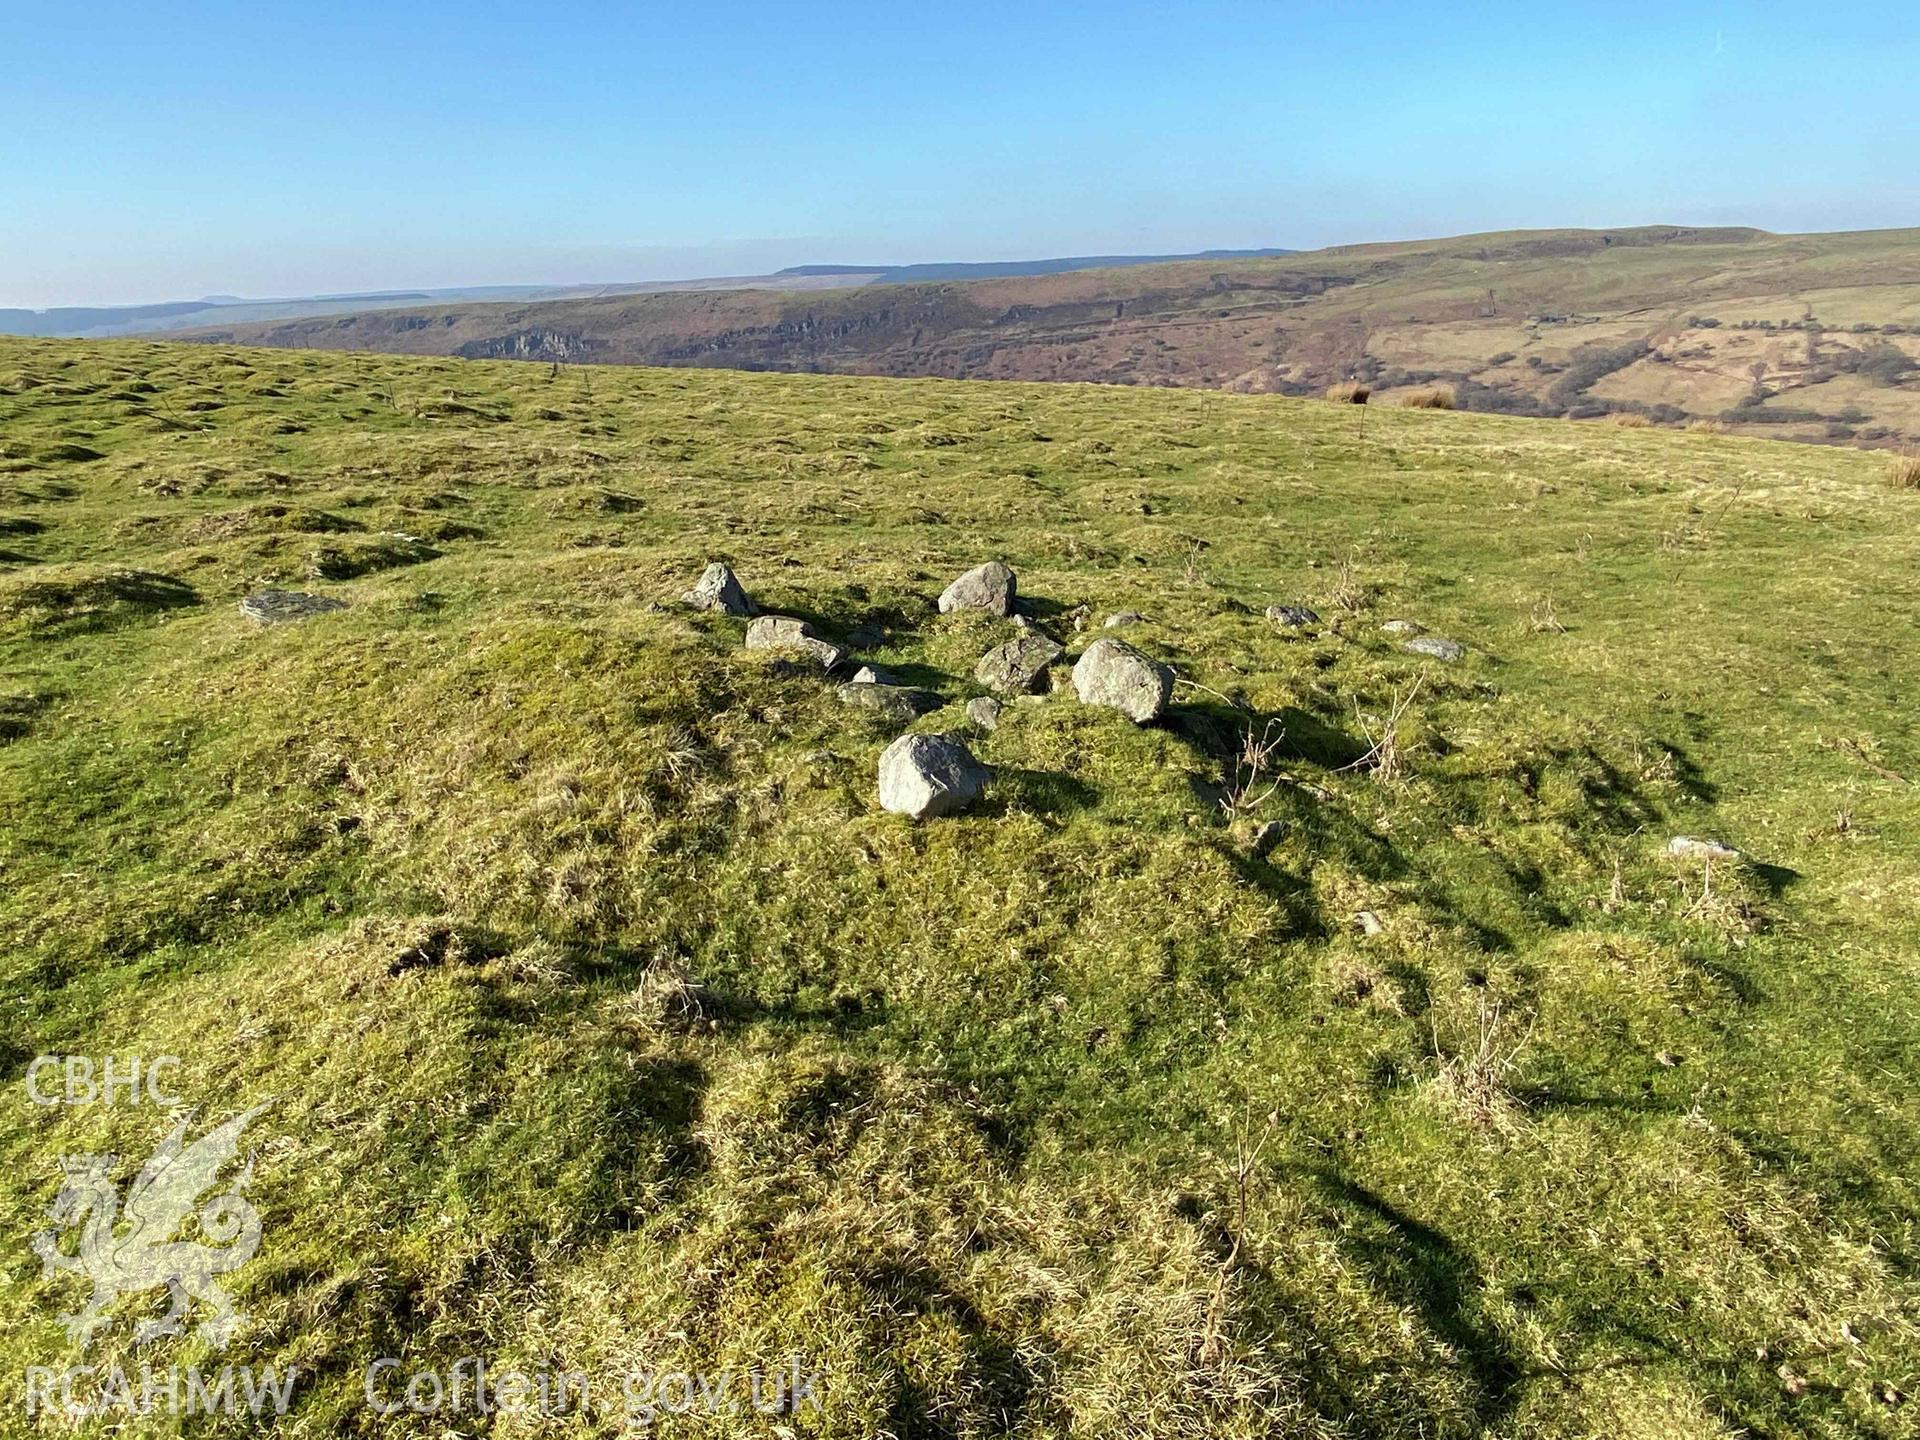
[1428,997,1535,1131]
[1399,387,1454,410]
[1606,411,1652,428]
[1324,381,1370,404]
[1688,417,1730,434]
[1892,451,1920,490]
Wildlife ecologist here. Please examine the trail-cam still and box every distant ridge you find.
[780,249,1297,285]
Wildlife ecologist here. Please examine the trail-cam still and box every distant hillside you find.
[181,225,1920,447]
[2,247,1294,341]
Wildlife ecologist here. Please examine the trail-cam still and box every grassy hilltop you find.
[1,337,1917,1437]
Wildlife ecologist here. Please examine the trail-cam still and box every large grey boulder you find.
[745,615,845,670]
[975,631,1064,695]
[1072,638,1173,723]
[682,562,753,616]
[239,590,347,625]
[1402,636,1464,662]
[938,561,1016,616]
[878,733,990,819]
[838,682,941,722]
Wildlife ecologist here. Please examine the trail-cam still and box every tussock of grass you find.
[1,337,1917,1437]
[1892,451,1920,489]
[1399,386,1455,410]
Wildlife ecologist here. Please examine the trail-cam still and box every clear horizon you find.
[6,1,1918,309]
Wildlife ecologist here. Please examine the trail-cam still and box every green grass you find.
[1,337,1917,1437]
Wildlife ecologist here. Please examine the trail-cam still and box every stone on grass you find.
[1668,835,1740,861]
[1072,638,1173,723]
[837,682,940,722]
[849,664,894,685]
[966,696,1002,731]
[878,733,990,819]
[239,590,347,625]
[745,614,845,670]
[682,561,753,616]
[976,631,1064,695]
[1402,636,1464,662]
[1104,610,1145,629]
[1354,910,1385,936]
[1380,619,1425,636]
[1266,604,1319,628]
[1234,819,1287,858]
[938,561,1016,616]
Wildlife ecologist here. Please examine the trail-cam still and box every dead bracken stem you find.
[1198,1107,1277,1367]
[1342,679,1424,781]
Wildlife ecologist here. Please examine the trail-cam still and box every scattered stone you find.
[966,696,1002,731]
[239,590,347,625]
[1402,636,1465,662]
[1354,910,1385,936]
[1066,603,1093,633]
[744,614,846,670]
[1234,819,1287,858]
[837,681,941,721]
[849,663,894,685]
[1072,638,1173,723]
[1265,604,1319,628]
[682,561,754,616]
[1104,610,1146,629]
[878,732,990,819]
[938,560,1016,616]
[1380,619,1425,636]
[976,631,1065,695]
[1668,835,1740,861]
[1655,1050,1685,1068]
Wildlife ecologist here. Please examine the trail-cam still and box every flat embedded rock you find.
[1668,835,1740,861]
[682,561,754,616]
[1402,636,1464,661]
[239,590,347,625]
[745,614,846,670]
[938,561,1016,616]
[976,631,1064,695]
[1380,619,1425,636]
[878,732,990,819]
[1072,637,1173,723]
[837,681,941,721]
[1266,604,1319,628]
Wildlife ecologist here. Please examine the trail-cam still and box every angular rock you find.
[1380,619,1425,636]
[1402,636,1464,662]
[938,560,1016,616]
[1072,638,1173,723]
[682,561,754,616]
[976,631,1064,695]
[878,732,990,819]
[745,614,846,670]
[1104,610,1146,629]
[966,696,1002,731]
[849,664,894,686]
[1668,835,1740,861]
[239,590,347,625]
[837,682,941,722]
[1265,604,1319,628]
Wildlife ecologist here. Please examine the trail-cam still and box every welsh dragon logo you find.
[32,1103,270,1350]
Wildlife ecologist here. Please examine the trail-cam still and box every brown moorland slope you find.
[184,225,1920,445]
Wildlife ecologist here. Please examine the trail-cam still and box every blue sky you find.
[4,1,1916,307]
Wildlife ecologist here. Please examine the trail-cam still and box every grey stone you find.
[1402,636,1464,662]
[745,614,846,670]
[682,562,754,616]
[1354,910,1385,936]
[1072,638,1173,723]
[878,732,990,819]
[1668,835,1740,861]
[1104,610,1146,629]
[1235,819,1287,858]
[239,590,347,625]
[938,560,1016,616]
[966,696,1002,731]
[849,664,894,686]
[976,631,1065,695]
[1265,604,1319,628]
[837,682,941,721]
[1380,619,1425,636]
